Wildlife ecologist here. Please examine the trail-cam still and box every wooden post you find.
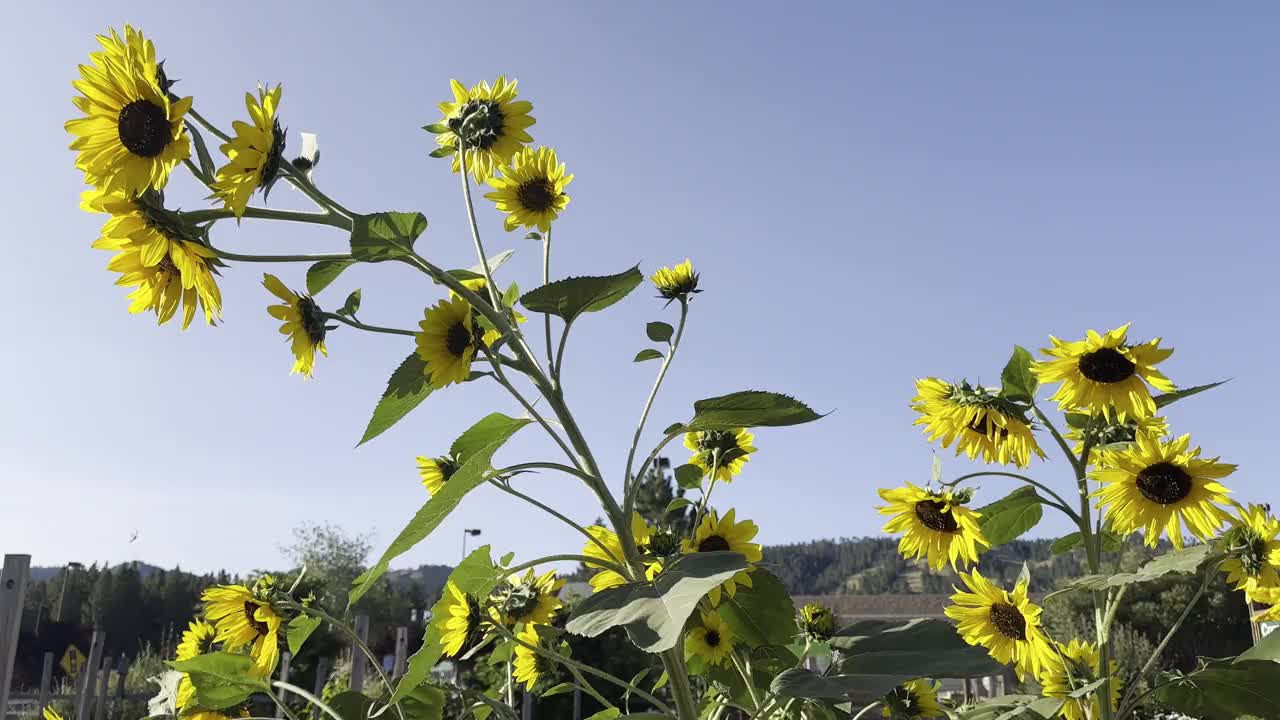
[114,654,128,709]
[521,690,532,720]
[350,615,369,692]
[38,652,55,713]
[93,655,111,720]
[74,630,106,720]
[274,652,292,718]
[0,554,32,720]
[392,627,408,679]
[313,656,331,698]
[572,687,581,720]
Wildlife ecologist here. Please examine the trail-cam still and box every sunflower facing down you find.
[882,679,944,719]
[263,274,327,378]
[684,428,757,483]
[1219,503,1280,601]
[1038,638,1120,720]
[1065,414,1170,458]
[201,583,283,677]
[945,570,1053,681]
[67,25,192,195]
[685,611,735,668]
[451,277,526,347]
[683,508,763,606]
[94,222,222,329]
[582,513,654,592]
[512,623,553,691]
[1032,324,1175,421]
[878,483,988,571]
[912,378,1045,468]
[416,296,479,388]
[436,76,535,182]
[1090,433,1234,549]
[212,85,285,217]
[493,569,566,627]
[175,618,218,710]
[417,455,460,496]
[651,259,701,301]
[437,581,484,657]
[485,146,572,232]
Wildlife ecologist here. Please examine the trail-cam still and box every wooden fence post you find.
[274,652,292,718]
[74,630,105,720]
[0,554,32,720]
[521,690,532,720]
[350,615,369,693]
[392,627,408,679]
[313,656,330,698]
[93,655,112,720]
[38,652,55,713]
[572,687,581,720]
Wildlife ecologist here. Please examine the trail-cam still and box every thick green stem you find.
[944,470,1080,523]
[210,247,353,264]
[661,650,699,720]
[1117,571,1211,718]
[272,681,344,720]
[623,298,689,516]
[542,228,555,374]
[285,603,405,720]
[181,206,350,230]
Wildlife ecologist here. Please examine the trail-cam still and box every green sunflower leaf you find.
[634,349,664,363]
[952,695,1062,720]
[1000,345,1039,403]
[1156,659,1280,720]
[422,122,450,134]
[686,391,824,432]
[307,259,357,295]
[1063,413,1092,429]
[286,613,322,655]
[717,569,796,648]
[976,486,1044,546]
[665,498,692,513]
[350,415,530,604]
[673,464,703,490]
[662,422,686,435]
[646,321,674,343]
[428,145,456,158]
[584,710,621,720]
[328,691,374,720]
[541,682,577,698]
[565,551,749,652]
[168,652,266,710]
[358,353,433,446]
[519,266,644,323]
[444,249,516,283]
[1044,543,1217,600]
[1153,380,1229,408]
[187,122,217,180]
[1050,530,1123,555]
[829,618,1005,677]
[350,211,428,261]
[338,289,362,317]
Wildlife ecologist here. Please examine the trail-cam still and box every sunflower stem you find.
[278,159,355,219]
[321,313,416,337]
[542,227,556,376]
[181,205,350,230]
[623,298,689,518]
[455,136,517,335]
[1117,570,1211,718]
[186,106,231,143]
[730,653,762,710]
[942,471,1080,524]
[283,602,406,720]
[660,650,699,720]
[850,701,882,720]
[271,682,344,720]
[566,664,616,710]
[209,247,354,263]
[500,554,624,577]
[486,478,625,568]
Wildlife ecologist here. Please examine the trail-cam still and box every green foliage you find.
[717,569,796,648]
[673,464,702,490]
[630,458,693,536]
[685,391,823,431]
[645,321,674,343]
[519,266,644,323]
[633,349,664,362]
[358,353,434,445]
[187,123,216,179]
[953,696,1061,720]
[1050,530,1123,555]
[307,259,356,295]
[338,289,362,316]
[349,211,428,261]
[1046,543,1216,600]
[828,618,1004,678]
[999,345,1038,403]
[444,249,515,283]
[169,652,266,709]
[287,613,322,655]
[976,486,1044,546]
[1153,380,1228,408]
[1156,659,1280,720]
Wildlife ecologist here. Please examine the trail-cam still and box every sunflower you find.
[436,76,535,182]
[175,618,217,710]
[417,455,460,496]
[67,25,192,195]
[201,583,283,677]
[263,274,327,378]
[484,146,572,232]
[1219,503,1280,601]
[451,278,526,347]
[1090,433,1233,549]
[212,85,285,217]
[437,580,484,657]
[651,260,700,301]
[512,623,553,691]
[1032,325,1175,421]
[798,602,836,641]
[582,513,653,592]
[882,679,944,719]
[492,569,565,627]
[945,570,1053,681]
[685,611,735,667]
[683,509,762,606]
[1065,414,1169,457]
[912,378,1045,468]
[684,429,757,483]
[416,296,479,388]
[1038,639,1120,720]
[44,710,64,720]
[878,483,987,570]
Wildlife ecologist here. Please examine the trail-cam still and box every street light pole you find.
[461,529,482,560]
[54,562,83,622]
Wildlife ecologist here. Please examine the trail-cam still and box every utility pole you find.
[54,561,84,622]
[461,528,482,560]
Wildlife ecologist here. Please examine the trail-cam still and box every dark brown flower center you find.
[243,601,269,636]
[1135,462,1192,504]
[445,321,473,357]
[705,629,722,647]
[1078,347,1137,384]
[515,178,557,212]
[914,500,960,533]
[449,99,506,150]
[117,99,171,157]
[967,415,1010,439]
[698,431,742,458]
[698,535,732,553]
[988,602,1027,641]
[297,296,327,345]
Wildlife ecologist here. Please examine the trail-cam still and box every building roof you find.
[793,594,954,618]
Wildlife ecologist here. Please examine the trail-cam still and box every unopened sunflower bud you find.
[798,602,836,640]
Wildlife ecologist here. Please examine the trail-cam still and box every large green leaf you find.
[685,391,823,432]
[1050,530,1123,555]
[1045,544,1215,600]
[350,211,428,261]
[388,547,505,704]
[829,618,1005,678]
[358,353,434,446]
[445,249,516,283]
[350,414,530,603]
[168,652,266,710]
[519,266,643,323]
[1156,659,1280,720]
[1153,380,1228,409]
[646,321,674,343]
[399,684,446,720]
[718,569,796,648]
[770,668,903,702]
[307,259,357,295]
[673,464,702,490]
[329,691,375,720]
[286,614,322,655]
[566,551,748,652]
[999,346,1038,403]
[1239,625,1280,661]
[977,487,1044,546]
[953,696,1061,720]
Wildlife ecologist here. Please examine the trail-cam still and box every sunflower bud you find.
[651,259,701,301]
[798,602,836,641]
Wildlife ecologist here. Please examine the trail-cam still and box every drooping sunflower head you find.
[176,618,218,661]
[1090,433,1234,549]
[67,25,192,195]
[416,296,479,389]
[492,569,566,627]
[485,146,572,232]
[451,278,526,347]
[263,274,328,378]
[436,76,535,182]
[200,584,283,677]
[1220,503,1280,601]
[944,570,1053,681]
[437,581,485,658]
[683,428,757,484]
[417,454,460,496]
[798,602,837,641]
[651,259,701,301]
[685,611,735,667]
[1037,638,1120,720]
[582,513,654,592]
[881,679,944,719]
[213,85,286,217]
[512,622,554,691]
[1032,324,1175,421]
[1066,413,1170,458]
[878,483,988,571]
[683,508,762,606]
[912,378,1045,468]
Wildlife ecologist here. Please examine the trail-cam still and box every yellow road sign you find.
[60,644,85,676]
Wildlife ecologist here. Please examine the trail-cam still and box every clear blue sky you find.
[3,3,1277,575]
